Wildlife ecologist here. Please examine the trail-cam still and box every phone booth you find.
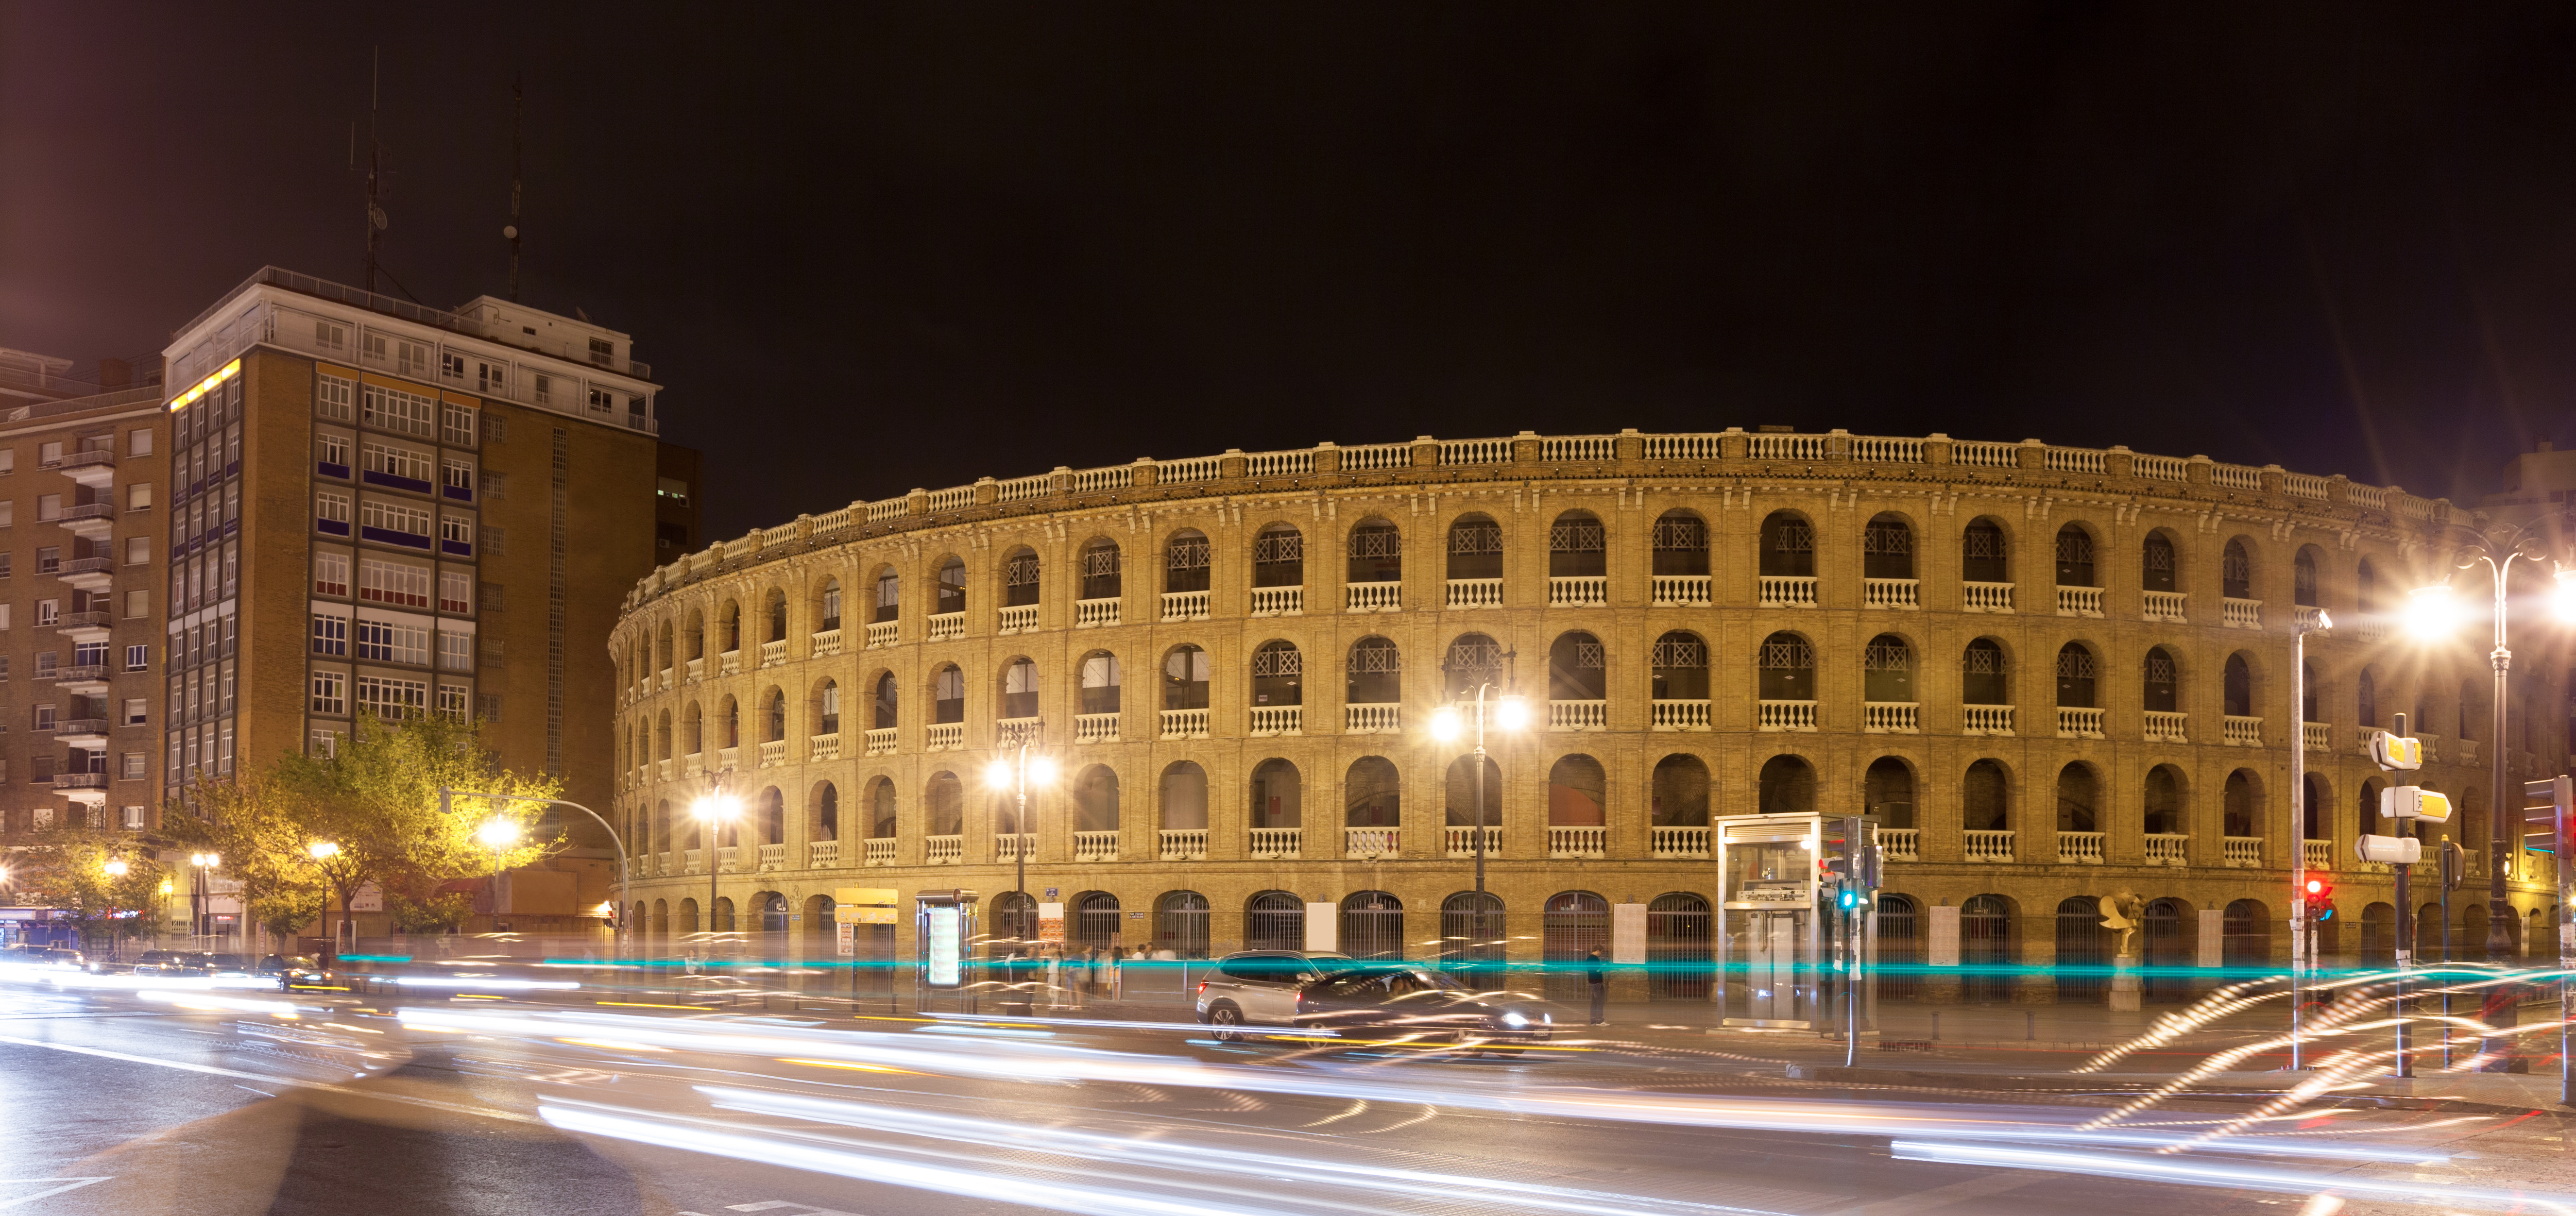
[913,889,979,1014]
[1715,814,1877,1034]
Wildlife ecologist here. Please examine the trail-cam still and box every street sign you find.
[2355,834,2421,864]
[2379,786,2452,823]
[2367,730,2423,772]
[1038,901,1065,943]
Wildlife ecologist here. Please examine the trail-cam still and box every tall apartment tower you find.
[159,268,670,830]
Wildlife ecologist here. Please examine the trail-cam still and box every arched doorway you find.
[1647,893,1712,1000]
[1340,892,1404,960]
[991,891,1037,948]
[1245,892,1304,953]
[2143,898,2190,1002]
[1073,892,1121,952]
[1156,891,1210,959]
[1874,894,1921,1001]
[758,892,790,936]
[1961,895,2013,1003]
[1543,892,1610,1002]
[1440,892,1505,989]
[2222,900,2269,970]
[2055,895,2107,1003]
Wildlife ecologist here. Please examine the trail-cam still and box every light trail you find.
[1891,1140,2576,1214]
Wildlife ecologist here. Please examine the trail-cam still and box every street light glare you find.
[1494,695,1530,731]
[1430,706,1462,742]
[1027,755,1058,786]
[693,792,741,822]
[986,760,1016,788]
[2402,584,2457,641]
[103,859,129,877]
[308,841,341,860]
[477,818,522,849]
[2554,571,2576,625]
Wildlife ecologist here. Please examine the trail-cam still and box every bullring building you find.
[611,430,2568,1003]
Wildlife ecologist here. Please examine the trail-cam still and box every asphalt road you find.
[0,978,2568,1216]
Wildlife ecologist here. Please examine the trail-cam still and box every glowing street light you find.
[988,743,1059,931]
[188,853,222,948]
[2401,583,2459,641]
[307,841,341,861]
[694,783,742,938]
[102,858,129,877]
[1427,659,1527,957]
[2555,570,2576,625]
[476,818,522,849]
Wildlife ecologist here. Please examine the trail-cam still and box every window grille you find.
[1772,522,1814,553]
[1650,637,1705,668]
[2146,652,2177,683]
[1760,639,1814,670]
[1251,645,1302,677]
[1252,532,1303,563]
[2056,648,2098,679]
[1861,523,1912,555]
[1963,527,2003,559]
[1348,527,1401,558]
[2056,531,2093,563]
[1863,641,1911,671]
[1651,517,1705,551]
[1446,639,1504,677]
[1166,537,1210,570]
[1450,522,1503,554]
[1004,556,1041,587]
[1348,640,1401,673]
[1549,520,1604,553]
[1083,546,1120,576]
[1568,640,1604,669]
[2144,538,2175,574]
[2223,546,2251,585]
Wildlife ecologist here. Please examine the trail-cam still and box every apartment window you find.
[316,491,352,535]
[123,644,147,672]
[474,361,507,397]
[480,637,505,666]
[439,570,472,614]
[442,457,475,500]
[588,337,614,366]
[34,652,52,677]
[361,442,434,486]
[35,600,56,626]
[479,525,506,556]
[314,552,350,596]
[122,698,146,726]
[0,449,13,475]
[657,477,691,507]
[0,553,10,580]
[127,429,154,457]
[477,692,503,721]
[73,641,104,669]
[359,383,437,437]
[480,582,505,611]
[37,442,60,467]
[310,670,347,715]
[317,433,350,475]
[441,514,475,555]
[440,351,465,381]
[0,605,10,630]
[0,501,12,527]
[359,558,431,607]
[129,483,150,512]
[222,542,238,598]
[310,729,342,757]
[356,675,427,719]
[356,618,429,665]
[34,705,53,730]
[480,470,507,498]
[436,682,470,720]
[359,500,432,542]
[442,403,478,446]
[123,590,147,619]
[34,547,55,574]
[120,753,145,780]
[318,372,356,421]
[123,537,148,566]
[311,611,349,657]
[586,386,614,413]
[438,630,474,672]
[394,339,429,378]
[120,805,143,828]
[34,494,58,522]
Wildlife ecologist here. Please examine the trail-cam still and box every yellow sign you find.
[836,887,898,906]
[836,905,897,925]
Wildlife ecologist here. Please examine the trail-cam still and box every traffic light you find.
[2301,876,2334,922]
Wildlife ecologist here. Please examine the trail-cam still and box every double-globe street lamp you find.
[692,778,743,947]
[188,852,222,947]
[987,744,1060,944]
[1429,680,1528,976]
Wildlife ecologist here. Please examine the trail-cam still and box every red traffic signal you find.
[2301,877,2335,922]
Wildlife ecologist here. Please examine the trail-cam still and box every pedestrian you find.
[1586,948,1607,1025]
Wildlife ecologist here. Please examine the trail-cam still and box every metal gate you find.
[2055,896,2108,1003]
[1439,893,1505,989]
[2360,903,2393,964]
[2222,900,2269,970]
[1157,891,1210,959]
[2143,898,2189,1001]
[1340,892,1405,960]
[1874,895,1921,1001]
[1543,891,1610,1002]
[1646,893,1712,999]
[1245,891,1305,952]
[1074,892,1122,950]
[1960,895,2012,1003]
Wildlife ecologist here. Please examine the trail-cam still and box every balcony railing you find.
[1861,702,1918,733]
[1075,712,1120,743]
[865,726,897,756]
[1444,825,1501,858]
[1961,704,2014,736]
[2223,836,2264,867]
[1548,825,1605,859]
[1162,590,1210,621]
[809,733,840,761]
[1548,576,1606,607]
[2303,839,2332,871]
[1345,582,1400,612]
[2223,715,2263,746]
[925,722,963,751]
[1758,700,1817,731]
[1963,829,2015,863]
[2143,710,2188,743]
[1075,597,1121,627]
[998,717,1043,748]
[1160,828,1208,861]
[998,604,1040,634]
[757,843,785,869]
[2415,733,2442,764]
[758,740,786,766]
[808,840,840,868]
[2142,591,2187,622]
[1248,705,1302,736]
[1073,830,1118,862]
[1758,575,1817,608]
[1249,586,1304,616]
[1549,700,1606,731]
[1650,825,1709,858]
[1878,828,1919,862]
[1962,581,2014,613]
[1161,708,1209,740]
[1344,827,1399,858]
[2223,597,2263,628]
[924,834,963,864]
[2303,722,2330,751]
[2058,830,2105,864]
[2144,834,2188,866]
[2056,706,2105,739]
[864,838,897,866]
[927,611,965,642]
[718,845,739,871]
[811,628,842,657]
[685,657,704,681]
[1863,577,1919,609]
[1248,827,1301,860]
[51,772,108,790]
[683,848,703,874]
[720,649,742,675]
[1650,699,1709,731]
[994,833,1034,862]
[865,621,898,648]
[718,745,739,769]
[760,640,786,667]
[657,669,673,691]
[1445,578,1502,609]
[1652,575,1710,607]
[1344,703,1400,734]
[2056,585,2104,617]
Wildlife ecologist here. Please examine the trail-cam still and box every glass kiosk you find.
[1715,814,1877,1033]
[913,889,979,1013]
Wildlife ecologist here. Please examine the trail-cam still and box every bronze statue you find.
[2097,889,2145,959]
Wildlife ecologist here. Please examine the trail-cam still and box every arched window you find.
[1445,754,1501,826]
[1157,891,1211,959]
[868,778,896,839]
[1165,529,1211,594]
[1073,892,1121,951]
[764,690,787,742]
[2223,770,2257,837]
[682,702,703,753]
[1548,755,1606,826]
[758,786,785,844]
[1160,761,1209,830]
[1250,759,1301,828]
[1080,539,1121,602]
[684,608,705,660]
[1757,754,1814,815]
[1246,891,1306,952]
[1348,519,1400,586]
[2056,763,2098,832]
[1074,765,1119,831]
[1002,546,1041,608]
[925,772,962,837]
[1345,756,1400,827]
[931,665,964,724]
[2303,773,2325,840]
[718,601,741,652]
[2144,647,2178,712]
[2143,533,2177,592]
[1759,511,1814,577]
[1651,631,1707,701]
[2358,667,2379,727]
[1251,641,1302,707]
[2293,547,2320,608]
[1001,659,1039,720]
[1078,652,1120,715]
[655,710,672,759]
[2301,661,2319,722]
[1162,645,1210,709]
[873,672,898,729]
[1863,634,1912,704]
[1758,631,1813,701]
[873,568,899,623]
[1549,632,1606,701]
[1962,518,2008,583]
[1252,523,1304,588]
[1865,757,1914,828]
[2223,899,2269,967]
[1651,754,1709,826]
[2055,643,2097,708]
[2222,539,2252,599]
[1341,892,1404,961]
[1963,760,2009,830]
[818,578,843,631]
[1962,639,2008,705]
[935,557,967,615]
[1346,637,1400,705]
[816,679,840,734]
[2358,558,2380,618]
[2144,765,2183,835]
[766,589,788,643]
[1440,891,1505,981]
[1862,513,1912,579]
[1652,511,1707,576]
[1447,514,1502,581]
[719,695,741,747]
[2224,654,2253,718]
[2054,524,2095,587]
[1444,632,1505,698]
[1549,510,1605,578]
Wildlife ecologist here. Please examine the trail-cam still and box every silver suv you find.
[1194,950,1351,1037]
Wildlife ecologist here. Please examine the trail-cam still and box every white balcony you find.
[758,740,786,766]
[811,628,843,657]
[2142,710,2188,743]
[1249,586,1304,616]
[1075,597,1121,628]
[656,759,672,781]
[2415,733,2442,764]
[1549,699,1607,731]
[760,640,786,667]
[720,649,742,675]
[1248,705,1302,737]
[1159,828,1208,861]
[1247,827,1301,860]
[657,669,673,691]
[685,657,704,682]
[807,840,840,868]
[2223,597,2263,628]
[1878,828,1919,862]
[2058,831,2105,864]
[2303,721,2330,751]
[2141,591,2187,622]
[1650,699,1709,731]
[684,754,704,777]
[865,726,897,756]
[1548,825,1605,859]
[927,611,965,642]
[1345,581,1400,612]
[682,848,704,874]
[1652,575,1710,607]
[1650,825,1709,858]
[1444,825,1501,858]
[1758,575,1818,608]
[998,604,1040,634]
[1862,702,1918,734]
[1161,590,1210,621]
[757,843,785,870]
[2303,839,2332,871]
[864,838,897,866]
[1757,700,1817,732]
[1961,704,2014,736]
[925,722,964,751]
[1160,708,1209,740]
[1344,826,1399,858]
[998,717,1043,748]
[2056,585,2104,617]
[2144,834,2188,866]
[994,833,1034,862]
[1445,578,1502,609]
[1075,712,1120,743]
[1962,581,2014,613]
[717,745,739,770]
[1344,703,1401,734]
[718,845,739,871]
[1863,577,1920,609]
[1073,830,1118,862]
[2224,715,2263,747]
[2056,706,2105,739]
[1548,576,1607,607]
[2223,836,2264,867]
[809,732,841,762]
[1963,829,2015,863]
[865,621,898,648]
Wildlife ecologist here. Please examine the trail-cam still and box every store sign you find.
[836,922,855,957]
[1741,884,1808,904]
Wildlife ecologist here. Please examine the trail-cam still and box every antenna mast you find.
[507,73,524,302]
[363,48,386,292]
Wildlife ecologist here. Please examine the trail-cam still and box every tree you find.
[13,829,168,953]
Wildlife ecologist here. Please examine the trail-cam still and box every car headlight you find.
[1500,1012,1530,1029]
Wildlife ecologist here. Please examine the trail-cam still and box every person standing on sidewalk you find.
[1586,949,1607,1024]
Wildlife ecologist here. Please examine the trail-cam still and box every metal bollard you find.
[1930,1011,1940,1041]
[2026,1010,2035,1041]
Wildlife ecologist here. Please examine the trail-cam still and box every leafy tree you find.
[388,890,474,935]
[12,829,167,953]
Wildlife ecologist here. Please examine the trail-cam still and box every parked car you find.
[1193,950,1353,1036]
[0,945,83,970]
[1291,964,1553,1052]
[205,954,255,977]
[131,951,207,976]
[261,955,330,992]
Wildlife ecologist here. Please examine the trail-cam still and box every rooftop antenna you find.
[363,47,387,293]
[506,72,523,302]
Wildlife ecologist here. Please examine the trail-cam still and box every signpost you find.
[836,888,897,1010]
[2359,716,2434,1077]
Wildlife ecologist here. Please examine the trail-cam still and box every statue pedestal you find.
[2108,953,2141,1012]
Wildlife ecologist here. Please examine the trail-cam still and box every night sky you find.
[5,5,2575,540]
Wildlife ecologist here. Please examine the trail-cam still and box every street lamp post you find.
[1430,680,1526,976]
[475,818,521,931]
[188,853,221,950]
[307,841,342,956]
[2288,607,2330,1070]
[985,744,1059,941]
[440,788,631,950]
[693,778,742,950]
